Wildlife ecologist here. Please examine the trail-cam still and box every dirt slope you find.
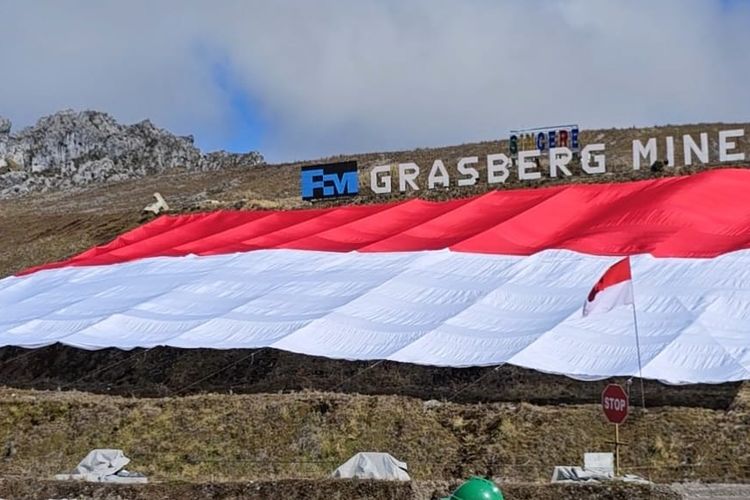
[0,346,740,408]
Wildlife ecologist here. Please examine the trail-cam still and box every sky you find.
[0,0,749,163]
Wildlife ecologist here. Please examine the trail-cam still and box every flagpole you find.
[629,260,647,411]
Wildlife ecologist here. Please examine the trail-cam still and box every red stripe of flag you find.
[587,257,632,303]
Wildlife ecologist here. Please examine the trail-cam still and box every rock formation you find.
[0,110,264,198]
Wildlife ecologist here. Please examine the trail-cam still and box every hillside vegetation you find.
[1,387,749,484]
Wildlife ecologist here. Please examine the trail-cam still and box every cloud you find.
[0,0,748,162]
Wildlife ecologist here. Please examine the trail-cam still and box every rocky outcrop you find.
[0,117,11,135]
[0,110,264,198]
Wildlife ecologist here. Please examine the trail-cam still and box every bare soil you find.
[0,346,740,409]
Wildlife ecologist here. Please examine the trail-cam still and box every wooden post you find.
[607,424,627,476]
[615,424,620,476]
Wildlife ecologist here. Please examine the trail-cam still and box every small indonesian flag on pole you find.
[583,257,634,316]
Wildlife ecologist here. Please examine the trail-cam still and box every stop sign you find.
[601,384,629,424]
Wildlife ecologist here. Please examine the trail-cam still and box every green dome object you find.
[442,476,504,500]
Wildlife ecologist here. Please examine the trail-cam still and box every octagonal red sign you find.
[601,384,629,424]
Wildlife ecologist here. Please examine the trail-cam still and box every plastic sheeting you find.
[54,449,148,483]
[4,248,750,383]
[332,452,410,480]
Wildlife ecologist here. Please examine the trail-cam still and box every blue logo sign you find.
[301,161,359,200]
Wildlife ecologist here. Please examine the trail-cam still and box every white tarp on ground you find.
[551,466,649,484]
[54,449,148,483]
[332,452,410,480]
[4,249,750,384]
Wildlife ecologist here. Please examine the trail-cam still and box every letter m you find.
[328,171,359,196]
[632,138,656,170]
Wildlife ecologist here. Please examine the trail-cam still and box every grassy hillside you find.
[0,388,749,484]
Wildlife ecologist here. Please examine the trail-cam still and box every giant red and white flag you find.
[4,168,750,384]
[582,257,634,316]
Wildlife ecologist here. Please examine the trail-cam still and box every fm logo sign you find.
[301,161,359,200]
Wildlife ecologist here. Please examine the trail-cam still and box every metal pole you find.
[630,262,647,410]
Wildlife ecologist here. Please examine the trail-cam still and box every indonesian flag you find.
[583,257,634,316]
[8,169,750,384]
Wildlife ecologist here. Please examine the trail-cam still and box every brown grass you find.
[0,387,748,484]
[0,478,680,500]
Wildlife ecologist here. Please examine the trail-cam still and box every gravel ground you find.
[672,483,750,499]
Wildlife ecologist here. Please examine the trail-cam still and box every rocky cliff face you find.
[0,110,263,198]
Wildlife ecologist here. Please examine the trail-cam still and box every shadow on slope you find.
[0,345,739,408]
